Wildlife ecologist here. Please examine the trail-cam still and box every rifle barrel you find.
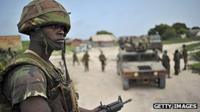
[123,99,132,104]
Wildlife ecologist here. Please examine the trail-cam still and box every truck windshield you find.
[122,53,157,62]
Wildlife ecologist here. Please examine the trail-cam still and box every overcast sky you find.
[0,0,199,40]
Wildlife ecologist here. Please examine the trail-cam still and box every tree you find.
[148,28,157,35]
[148,24,175,40]
[172,23,188,35]
[96,30,113,35]
[161,27,177,40]
[192,26,200,30]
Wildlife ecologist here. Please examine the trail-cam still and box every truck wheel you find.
[123,79,130,90]
[158,76,166,89]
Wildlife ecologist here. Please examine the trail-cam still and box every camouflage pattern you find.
[3,65,47,106]
[173,50,181,75]
[2,52,79,112]
[99,52,106,72]
[73,51,80,66]
[81,52,90,72]
[162,52,170,77]
[182,45,188,70]
[0,48,17,76]
[18,0,71,35]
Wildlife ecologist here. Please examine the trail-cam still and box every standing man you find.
[182,44,188,70]
[99,50,107,72]
[73,50,80,66]
[161,50,171,78]
[1,0,98,112]
[173,49,181,75]
[82,51,90,72]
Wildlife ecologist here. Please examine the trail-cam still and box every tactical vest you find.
[0,52,79,112]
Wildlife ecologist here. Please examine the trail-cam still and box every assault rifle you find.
[97,96,132,112]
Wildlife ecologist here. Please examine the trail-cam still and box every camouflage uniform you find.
[99,51,107,72]
[73,51,80,66]
[2,51,79,112]
[1,0,80,112]
[82,51,90,72]
[173,50,181,75]
[162,51,170,78]
[182,45,188,70]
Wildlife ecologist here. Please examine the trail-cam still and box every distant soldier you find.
[181,44,188,70]
[82,51,90,71]
[7,47,16,59]
[162,50,171,78]
[137,42,145,51]
[153,49,161,61]
[99,50,107,72]
[72,50,80,66]
[118,37,125,50]
[173,49,181,75]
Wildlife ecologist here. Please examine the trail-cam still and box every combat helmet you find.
[18,0,71,35]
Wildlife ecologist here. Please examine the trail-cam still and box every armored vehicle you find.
[119,34,163,52]
[148,34,163,51]
[117,50,167,90]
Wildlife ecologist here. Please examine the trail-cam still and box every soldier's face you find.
[42,24,66,50]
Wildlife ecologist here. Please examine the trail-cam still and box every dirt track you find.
[51,42,200,112]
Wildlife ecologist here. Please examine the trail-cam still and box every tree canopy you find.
[96,30,113,35]
[147,22,195,40]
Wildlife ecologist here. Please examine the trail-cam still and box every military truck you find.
[119,34,163,52]
[148,34,163,51]
[117,49,167,90]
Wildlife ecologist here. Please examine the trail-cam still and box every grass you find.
[19,41,30,53]
[163,38,198,44]
[189,63,200,73]
[186,42,200,51]
[191,51,200,61]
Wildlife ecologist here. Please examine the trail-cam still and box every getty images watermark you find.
[153,103,198,109]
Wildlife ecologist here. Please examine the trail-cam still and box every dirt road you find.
[51,42,200,112]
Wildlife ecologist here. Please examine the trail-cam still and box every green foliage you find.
[148,22,193,41]
[96,30,113,35]
[191,51,200,61]
[155,24,171,36]
[189,63,200,73]
[148,28,157,35]
[161,27,177,40]
[163,38,194,44]
[172,23,188,35]
[18,41,30,53]
[148,24,177,40]
[186,42,200,51]
[192,26,200,30]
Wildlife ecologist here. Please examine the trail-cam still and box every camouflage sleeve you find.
[4,65,47,106]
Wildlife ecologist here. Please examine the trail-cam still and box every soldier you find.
[7,47,16,59]
[173,49,181,75]
[99,50,107,72]
[82,51,90,72]
[161,50,171,78]
[182,44,188,70]
[73,50,80,66]
[153,49,161,61]
[1,0,99,112]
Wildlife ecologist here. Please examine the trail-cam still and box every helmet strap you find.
[43,37,49,56]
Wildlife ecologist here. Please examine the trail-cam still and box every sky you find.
[0,0,200,40]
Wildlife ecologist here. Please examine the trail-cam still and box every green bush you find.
[191,51,200,61]
[186,42,200,51]
[163,38,194,44]
[190,63,200,73]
